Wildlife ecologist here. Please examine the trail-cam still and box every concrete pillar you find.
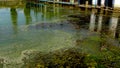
[97,15,102,32]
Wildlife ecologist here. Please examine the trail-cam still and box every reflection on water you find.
[97,14,102,32]
[89,10,96,31]
[10,8,18,34]
[88,10,120,52]
[24,6,31,25]
[109,14,118,38]
[88,9,120,39]
[0,2,120,67]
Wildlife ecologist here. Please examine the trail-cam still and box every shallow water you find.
[0,2,120,67]
[0,3,82,60]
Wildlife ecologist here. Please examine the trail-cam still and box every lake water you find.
[0,2,120,67]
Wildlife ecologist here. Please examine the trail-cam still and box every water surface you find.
[0,2,120,67]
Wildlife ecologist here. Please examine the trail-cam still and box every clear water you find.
[0,3,81,60]
[0,2,120,66]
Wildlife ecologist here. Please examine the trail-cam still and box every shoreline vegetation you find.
[21,46,120,68]
[0,43,120,68]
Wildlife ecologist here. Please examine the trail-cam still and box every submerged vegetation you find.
[20,14,120,67]
[21,45,120,68]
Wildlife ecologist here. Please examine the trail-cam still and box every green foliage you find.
[21,46,120,68]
